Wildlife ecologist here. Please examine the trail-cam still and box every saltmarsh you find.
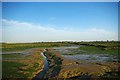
[78,46,118,56]
[2,50,44,79]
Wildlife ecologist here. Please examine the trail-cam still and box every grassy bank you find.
[2,61,27,79]
[2,50,44,79]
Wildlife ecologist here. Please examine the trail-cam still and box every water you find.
[53,46,118,62]
[63,54,118,62]
[41,52,49,71]
[32,52,49,79]
[53,46,81,55]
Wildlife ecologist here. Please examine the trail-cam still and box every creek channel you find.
[32,51,49,79]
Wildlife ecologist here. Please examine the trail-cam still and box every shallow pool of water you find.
[63,54,118,62]
[53,46,118,62]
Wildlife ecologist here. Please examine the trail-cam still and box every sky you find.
[2,2,118,42]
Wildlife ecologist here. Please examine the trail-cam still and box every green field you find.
[2,53,24,59]
[2,42,70,51]
[78,46,118,55]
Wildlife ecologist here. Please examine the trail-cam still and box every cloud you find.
[2,19,118,42]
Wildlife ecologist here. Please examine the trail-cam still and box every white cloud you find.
[2,19,118,42]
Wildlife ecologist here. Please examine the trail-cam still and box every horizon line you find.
[1,40,119,43]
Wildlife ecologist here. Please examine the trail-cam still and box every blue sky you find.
[2,2,118,42]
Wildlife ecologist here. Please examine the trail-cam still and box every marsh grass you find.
[2,53,24,59]
[79,46,118,56]
[2,51,44,79]
[2,42,70,51]
[2,61,28,78]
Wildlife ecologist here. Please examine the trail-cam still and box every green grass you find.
[79,46,102,53]
[2,53,24,59]
[2,52,44,79]
[2,61,27,79]
[77,41,119,47]
[79,46,118,55]
[2,42,70,51]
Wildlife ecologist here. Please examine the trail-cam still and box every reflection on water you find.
[63,54,118,62]
[32,52,49,79]
[41,52,49,71]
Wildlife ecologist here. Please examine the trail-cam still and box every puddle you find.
[53,46,118,62]
[63,54,118,62]
[53,46,81,55]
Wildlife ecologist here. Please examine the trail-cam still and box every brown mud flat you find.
[44,49,119,79]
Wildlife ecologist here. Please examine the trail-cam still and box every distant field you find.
[78,46,118,55]
[75,41,119,55]
[2,42,70,51]
[2,41,119,56]
[76,41,119,49]
[2,41,119,51]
